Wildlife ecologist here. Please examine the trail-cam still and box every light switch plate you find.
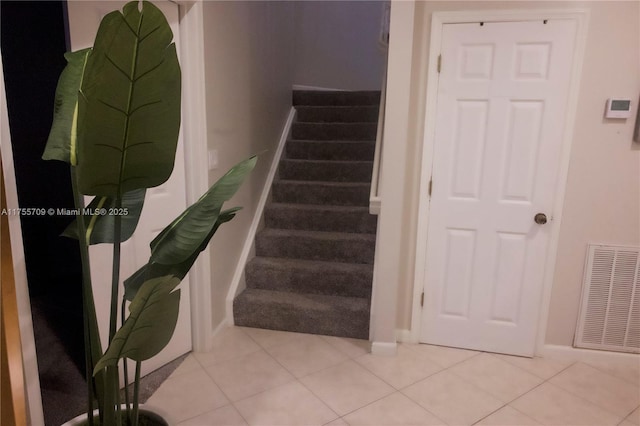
[208,149,218,170]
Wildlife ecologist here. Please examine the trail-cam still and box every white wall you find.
[202,1,295,329]
[293,1,387,91]
[545,1,640,345]
[380,1,640,347]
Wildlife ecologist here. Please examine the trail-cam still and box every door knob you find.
[534,213,548,225]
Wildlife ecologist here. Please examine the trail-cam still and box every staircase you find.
[233,90,381,339]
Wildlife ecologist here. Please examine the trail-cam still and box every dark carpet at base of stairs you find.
[234,289,370,339]
[33,301,187,425]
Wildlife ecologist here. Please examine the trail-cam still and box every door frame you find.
[410,8,590,354]
[1,3,212,420]
[175,0,214,352]
[1,55,46,426]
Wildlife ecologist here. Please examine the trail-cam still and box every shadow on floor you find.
[31,302,187,425]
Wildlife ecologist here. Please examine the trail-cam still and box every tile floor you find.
[146,326,640,426]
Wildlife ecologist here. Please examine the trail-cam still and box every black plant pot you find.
[62,405,172,426]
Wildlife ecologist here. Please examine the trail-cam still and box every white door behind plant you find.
[420,20,577,356]
[66,1,191,378]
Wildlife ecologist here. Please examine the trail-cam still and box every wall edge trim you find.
[224,107,296,324]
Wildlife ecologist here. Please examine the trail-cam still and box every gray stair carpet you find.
[233,90,380,339]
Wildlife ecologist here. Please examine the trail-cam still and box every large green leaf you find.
[93,275,181,374]
[150,156,257,265]
[43,48,91,164]
[77,1,181,197]
[62,188,146,244]
[123,207,241,302]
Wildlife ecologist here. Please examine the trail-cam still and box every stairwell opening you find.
[233,90,382,339]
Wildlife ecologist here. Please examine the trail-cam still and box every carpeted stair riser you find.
[293,90,381,107]
[233,289,370,339]
[245,257,372,298]
[279,159,373,182]
[271,181,371,206]
[265,203,377,234]
[292,122,377,141]
[256,229,375,264]
[296,106,379,123]
[286,140,375,161]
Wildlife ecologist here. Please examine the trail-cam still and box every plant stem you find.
[110,200,123,426]
[71,168,102,424]
[104,367,117,426]
[115,366,122,426]
[110,199,122,341]
[132,362,141,426]
[122,298,131,424]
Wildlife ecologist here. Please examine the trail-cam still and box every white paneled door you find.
[66,1,191,377]
[420,20,577,356]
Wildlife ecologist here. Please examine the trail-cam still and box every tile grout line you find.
[241,331,441,423]
[193,327,279,426]
[401,342,483,370]
[487,352,569,379]
[218,328,299,426]
[468,358,579,426]
[292,356,354,421]
[617,405,640,426]
[240,329,344,423]
[341,389,449,426]
[175,329,639,426]
[351,348,447,393]
[581,361,640,387]
[543,362,637,422]
[465,354,581,425]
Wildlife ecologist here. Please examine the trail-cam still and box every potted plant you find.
[43,2,256,425]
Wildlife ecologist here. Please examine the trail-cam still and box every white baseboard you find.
[198,319,230,352]
[396,328,417,344]
[224,108,296,325]
[394,330,640,369]
[371,341,397,356]
[292,84,346,92]
[538,344,640,369]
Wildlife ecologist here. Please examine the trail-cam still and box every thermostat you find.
[605,98,632,119]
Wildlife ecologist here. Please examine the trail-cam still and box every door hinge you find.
[437,54,442,73]
[420,292,425,307]
[428,179,433,196]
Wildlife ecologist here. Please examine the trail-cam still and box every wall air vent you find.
[574,244,640,354]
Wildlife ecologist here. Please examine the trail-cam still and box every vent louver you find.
[575,244,640,354]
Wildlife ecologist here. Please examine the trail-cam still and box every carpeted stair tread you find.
[233,288,370,339]
[279,159,373,182]
[272,180,370,206]
[265,203,377,234]
[256,228,375,264]
[292,122,377,141]
[245,257,372,298]
[296,106,379,123]
[286,139,375,161]
[293,90,381,107]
